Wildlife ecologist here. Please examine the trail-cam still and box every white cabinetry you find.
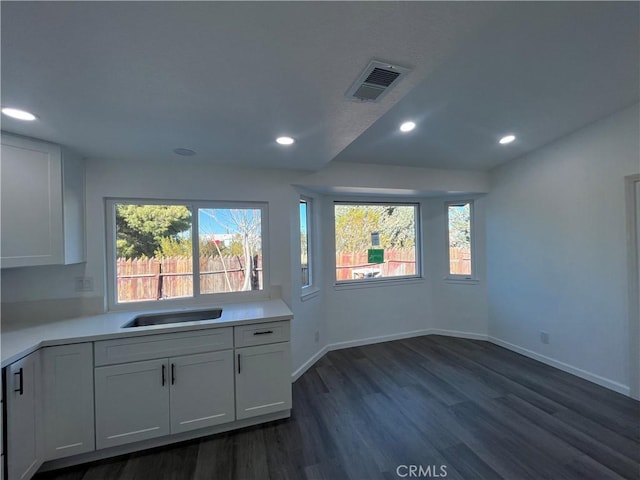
[94,328,236,449]
[234,322,292,420]
[95,358,170,449]
[0,133,85,269]
[5,351,42,480]
[170,351,235,434]
[41,344,95,460]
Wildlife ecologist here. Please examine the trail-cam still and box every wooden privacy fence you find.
[117,255,263,302]
[335,249,416,281]
[449,248,472,275]
[335,247,471,280]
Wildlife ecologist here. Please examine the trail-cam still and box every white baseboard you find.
[326,328,432,352]
[291,329,631,397]
[429,329,488,341]
[292,345,329,382]
[488,336,630,396]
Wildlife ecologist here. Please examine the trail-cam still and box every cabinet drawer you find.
[95,328,233,366]
[234,321,290,348]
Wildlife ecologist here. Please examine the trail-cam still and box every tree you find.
[334,205,381,252]
[201,209,262,291]
[448,204,470,249]
[116,205,191,258]
[334,205,415,253]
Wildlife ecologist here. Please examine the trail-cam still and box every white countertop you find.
[0,299,293,367]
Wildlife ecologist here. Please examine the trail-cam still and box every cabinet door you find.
[41,344,95,460]
[0,134,63,268]
[235,343,292,420]
[170,351,235,434]
[6,351,42,480]
[95,359,169,449]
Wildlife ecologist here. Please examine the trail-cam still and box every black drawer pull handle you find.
[253,330,274,335]
[237,354,241,374]
[14,368,23,395]
[171,363,176,385]
[162,364,166,386]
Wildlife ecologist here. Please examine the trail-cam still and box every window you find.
[447,201,474,279]
[334,202,420,283]
[107,200,266,306]
[300,198,312,288]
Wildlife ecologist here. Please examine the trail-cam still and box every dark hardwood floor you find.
[35,335,640,480]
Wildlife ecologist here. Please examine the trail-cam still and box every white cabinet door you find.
[0,134,63,268]
[169,351,235,434]
[41,344,95,460]
[6,351,42,480]
[0,133,85,269]
[95,359,170,449]
[235,343,292,420]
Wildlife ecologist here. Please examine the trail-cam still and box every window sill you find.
[444,277,480,285]
[300,288,321,302]
[334,276,425,291]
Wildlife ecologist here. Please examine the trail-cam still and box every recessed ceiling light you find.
[276,136,295,145]
[173,148,196,156]
[499,134,516,144]
[399,121,416,133]
[2,107,37,121]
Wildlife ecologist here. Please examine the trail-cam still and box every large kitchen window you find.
[334,202,420,283]
[447,201,474,279]
[106,200,267,307]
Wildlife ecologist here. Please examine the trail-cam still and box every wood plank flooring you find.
[35,336,640,480]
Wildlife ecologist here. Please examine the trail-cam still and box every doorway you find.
[626,174,640,399]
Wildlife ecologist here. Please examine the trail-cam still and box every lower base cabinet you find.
[235,342,292,420]
[4,319,292,479]
[41,344,95,460]
[95,358,170,449]
[6,351,41,480]
[94,350,236,449]
[170,351,235,434]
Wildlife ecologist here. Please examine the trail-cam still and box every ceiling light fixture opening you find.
[400,121,416,133]
[276,136,295,145]
[499,134,516,145]
[2,107,37,121]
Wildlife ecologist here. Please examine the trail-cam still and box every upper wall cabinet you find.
[1,132,85,268]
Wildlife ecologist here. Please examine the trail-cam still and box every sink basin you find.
[122,308,223,328]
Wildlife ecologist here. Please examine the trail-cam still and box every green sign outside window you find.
[368,249,384,264]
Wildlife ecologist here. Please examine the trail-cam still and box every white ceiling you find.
[1,2,638,172]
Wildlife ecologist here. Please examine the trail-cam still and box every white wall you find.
[426,196,488,338]
[321,195,489,349]
[486,103,640,394]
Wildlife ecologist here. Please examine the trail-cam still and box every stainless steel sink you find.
[122,308,223,328]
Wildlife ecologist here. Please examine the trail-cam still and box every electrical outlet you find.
[314,331,320,343]
[75,276,94,292]
[540,331,550,344]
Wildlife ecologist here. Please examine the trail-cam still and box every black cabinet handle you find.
[14,368,23,395]
[237,354,241,374]
[162,364,166,386]
[253,330,273,336]
[171,363,175,385]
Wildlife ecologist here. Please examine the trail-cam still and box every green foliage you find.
[116,204,192,258]
[335,205,382,252]
[334,205,416,253]
[156,237,192,257]
[448,204,471,249]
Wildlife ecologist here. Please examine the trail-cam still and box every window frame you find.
[445,199,476,282]
[105,198,270,311]
[333,201,422,287]
[300,196,314,292]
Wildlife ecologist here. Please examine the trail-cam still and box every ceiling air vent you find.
[346,60,411,102]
